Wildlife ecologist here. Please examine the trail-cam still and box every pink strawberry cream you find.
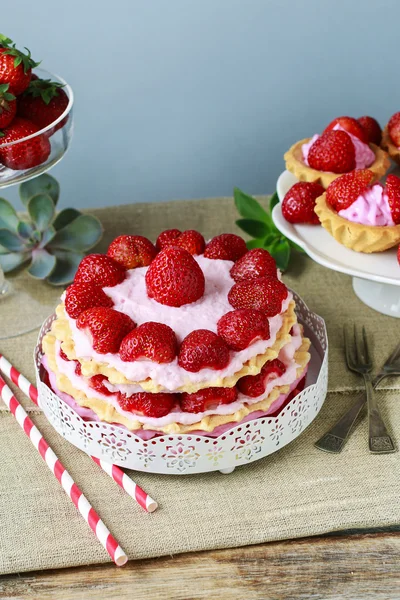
[302,124,375,169]
[64,256,292,390]
[338,183,395,226]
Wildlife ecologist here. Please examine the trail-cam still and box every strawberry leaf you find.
[236,219,270,238]
[266,238,291,271]
[269,192,280,212]
[234,187,270,223]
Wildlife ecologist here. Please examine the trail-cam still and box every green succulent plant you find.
[0,174,103,285]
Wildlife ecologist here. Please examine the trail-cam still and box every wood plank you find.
[1,533,400,600]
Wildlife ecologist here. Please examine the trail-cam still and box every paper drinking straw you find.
[0,375,127,566]
[0,353,158,513]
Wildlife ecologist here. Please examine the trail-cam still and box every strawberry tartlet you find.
[315,170,400,252]
[284,116,390,188]
[42,231,311,437]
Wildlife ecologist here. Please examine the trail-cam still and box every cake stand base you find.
[219,467,236,475]
[353,277,400,318]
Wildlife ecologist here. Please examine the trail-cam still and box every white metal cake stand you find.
[35,292,328,476]
[274,170,400,318]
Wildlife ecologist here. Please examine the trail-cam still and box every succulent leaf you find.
[38,226,56,248]
[17,220,34,239]
[0,229,26,252]
[53,208,81,231]
[20,174,60,207]
[0,197,19,231]
[27,193,55,232]
[28,249,57,279]
[48,214,103,252]
[0,252,29,273]
[46,250,85,286]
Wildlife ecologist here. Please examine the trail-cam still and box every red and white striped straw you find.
[0,353,157,513]
[0,375,127,566]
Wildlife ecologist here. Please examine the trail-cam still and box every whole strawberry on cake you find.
[42,231,311,438]
[284,115,390,188]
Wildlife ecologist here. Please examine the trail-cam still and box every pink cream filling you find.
[63,256,292,391]
[302,124,375,169]
[48,324,304,428]
[338,183,395,226]
[41,357,307,440]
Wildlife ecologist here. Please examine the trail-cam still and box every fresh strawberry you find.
[74,254,126,287]
[0,36,39,95]
[357,116,382,145]
[60,348,70,361]
[0,117,50,169]
[230,248,277,282]
[204,233,247,261]
[65,282,114,319]
[77,307,135,354]
[145,246,205,307]
[324,116,368,143]
[308,130,355,174]
[217,309,270,351]
[120,321,178,363]
[174,230,205,255]
[155,229,205,255]
[326,169,375,212]
[180,386,237,413]
[107,235,157,269]
[156,229,181,251]
[228,277,288,317]
[17,77,69,133]
[89,374,113,396]
[178,329,230,372]
[0,83,16,128]
[237,358,286,397]
[281,182,324,224]
[385,174,400,225]
[117,391,177,418]
[388,112,400,147]
[75,362,82,376]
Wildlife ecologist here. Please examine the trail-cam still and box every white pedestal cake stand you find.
[35,293,328,476]
[274,170,400,318]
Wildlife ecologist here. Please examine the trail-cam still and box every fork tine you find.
[362,326,371,366]
[353,324,360,362]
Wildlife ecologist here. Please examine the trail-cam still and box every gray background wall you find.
[3,0,400,209]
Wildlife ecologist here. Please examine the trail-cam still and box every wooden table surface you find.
[1,531,400,599]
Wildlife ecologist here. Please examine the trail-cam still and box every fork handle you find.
[364,374,396,454]
[314,394,366,453]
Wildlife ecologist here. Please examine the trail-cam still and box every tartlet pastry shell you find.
[284,138,390,188]
[381,126,400,167]
[314,193,400,253]
[42,330,310,434]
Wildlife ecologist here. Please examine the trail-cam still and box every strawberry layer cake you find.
[42,230,311,438]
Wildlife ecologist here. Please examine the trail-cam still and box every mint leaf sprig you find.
[233,187,303,271]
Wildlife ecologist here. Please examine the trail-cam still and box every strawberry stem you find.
[23,77,65,105]
[0,33,40,73]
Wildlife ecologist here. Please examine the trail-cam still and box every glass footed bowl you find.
[0,67,74,188]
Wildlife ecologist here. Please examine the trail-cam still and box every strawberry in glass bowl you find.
[0,34,73,188]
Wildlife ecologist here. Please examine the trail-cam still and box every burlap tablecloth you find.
[0,197,399,575]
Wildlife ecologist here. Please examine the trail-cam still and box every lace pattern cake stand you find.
[35,293,328,475]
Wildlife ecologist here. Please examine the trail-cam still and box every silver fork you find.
[315,325,397,454]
